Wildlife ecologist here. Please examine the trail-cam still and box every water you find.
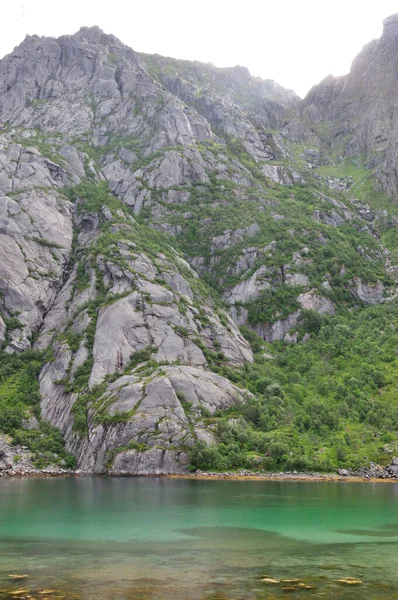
[0,477,398,600]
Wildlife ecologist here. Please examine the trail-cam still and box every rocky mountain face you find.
[304,14,398,196]
[1,18,398,474]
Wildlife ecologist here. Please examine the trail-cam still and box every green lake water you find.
[0,478,398,600]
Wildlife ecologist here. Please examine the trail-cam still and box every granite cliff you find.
[1,17,398,474]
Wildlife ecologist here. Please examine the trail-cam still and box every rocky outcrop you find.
[0,436,74,476]
[0,186,74,348]
[298,291,335,314]
[304,13,398,195]
[254,311,301,343]
[225,265,271,305]
[230,242,276,275]
[33,195,253,473]
[250,291,335,342]
[40,363,251,474]
[211,223,260,253]
[349,278,384,305]
[339,457,398,480]
[312,210,345,227]
[0,438,14,470]
[109,448,190,475]
[262,164,303,185]
[0,316,6,345]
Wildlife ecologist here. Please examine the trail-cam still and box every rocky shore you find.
[170,457,398,482]
[0,437,75,478]
[1,435,397,480]
[340,456,398,480]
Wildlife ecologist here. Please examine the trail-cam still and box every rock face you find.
[304,14,398,195]
[0,438,13,470]
[109,448,190,476]
[225,266,272,305]
[0,186,74,349]
[71,365,249,474]
[1,19,398,474]
[349,279,384,305]
[35,194,252,473]
[298,291,335,314]
[341,457,398,480]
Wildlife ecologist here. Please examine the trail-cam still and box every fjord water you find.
[0,478,398,600]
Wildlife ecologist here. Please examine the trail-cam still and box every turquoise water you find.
[0,478,398,599]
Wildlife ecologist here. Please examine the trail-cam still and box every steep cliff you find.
[304,14,398,196]
[1,18,398,474]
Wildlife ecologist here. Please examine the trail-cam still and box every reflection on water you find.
[0,478,398,599]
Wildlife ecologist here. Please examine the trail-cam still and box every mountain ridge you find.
[0,17,398,475]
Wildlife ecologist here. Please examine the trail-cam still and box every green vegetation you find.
[105,441,150,468]
[30,237,63,249]
[0,351,75,468]
[65,180,128,215]
[2,111,398,477]
[190,299,398,472]
[14,130,65,165]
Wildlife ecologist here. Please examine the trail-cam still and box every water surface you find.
[0,477,397,599]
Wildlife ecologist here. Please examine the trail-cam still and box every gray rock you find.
[304,16,398,195]
[338,469,349,476]
[0,316,5,344]
[285,273,310,286]
[231,242,276,275]
[211,223,259,253]
[254,311,301,342]
[225,266,271,305]
[298,291,335,314]
[0,439,14,470]
[350,278,384,305]
[229,305,249,326]
[109,448,190,475]
[88,289,207,387]
[262,164,295,185]
[312,210,345,227]
[41,363,251,474]
[0,189,74,341]
[2,21,396,478]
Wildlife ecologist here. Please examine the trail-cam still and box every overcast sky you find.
[1,1,397,97]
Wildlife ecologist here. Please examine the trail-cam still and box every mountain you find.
[0,18,397,475]
[304,14,398,196]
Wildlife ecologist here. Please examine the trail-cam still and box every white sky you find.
[1,1,398,97]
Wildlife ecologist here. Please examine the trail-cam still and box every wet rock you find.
[347,457,398,479]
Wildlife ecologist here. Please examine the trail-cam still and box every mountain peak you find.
[73,25,108,43]
[382,13,398,36]
[78,25,105,35]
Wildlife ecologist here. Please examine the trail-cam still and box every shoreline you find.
[165,472,398,483]
[1,469,397,483]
